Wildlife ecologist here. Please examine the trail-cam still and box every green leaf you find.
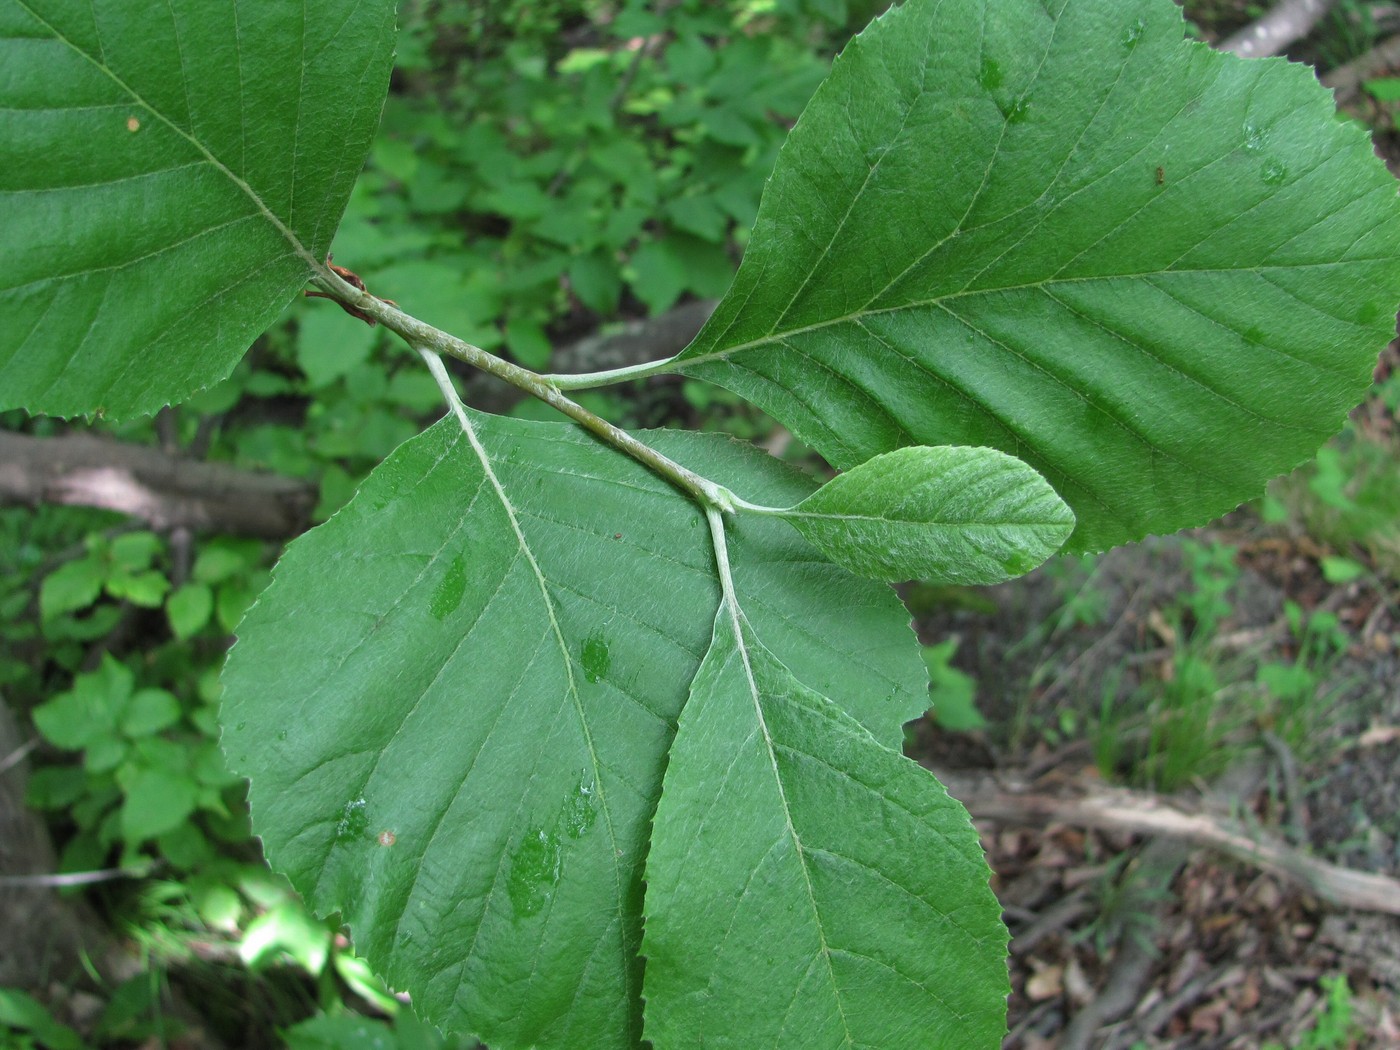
[85,735,128,774]
[33,655,133,749]
[298,304,378,389]
[121,687,182,737]
[39,556,104,620]
[216,575,264,633]
[285,1012,471,1050]
[240,902,332,974]
[506,317,553,370]
[922,640,984,732]
[109,531,160,571]
[158,821,213,868]
[666,194,728,242]
[118,765,197,841]
[670,0,1400,552]
[373,261,503,351]
[1363,77,1400,103]
[106,568,170,607]
[569,251,623,315]
[0,988,85,1050]
[780,445,1073,583]
[630,239,688,315]
[26,766,90,809]
[0,0,396,418]
[1320,555,1364,584]
[642,607,1007,1047]
[222,415,926,1050]
[167,582,214,640]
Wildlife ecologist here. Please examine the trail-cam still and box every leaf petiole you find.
[542,356,684,390]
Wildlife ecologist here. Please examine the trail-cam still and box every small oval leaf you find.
[784,445,1074,583]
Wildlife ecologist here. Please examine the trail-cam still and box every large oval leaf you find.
[671,0,1400,551]
[221,415,927,1050]
[0,0,396,418]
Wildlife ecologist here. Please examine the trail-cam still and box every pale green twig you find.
[311,268,739,513]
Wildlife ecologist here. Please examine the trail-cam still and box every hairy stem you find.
[706,504,740,615]
[311,268,736,512]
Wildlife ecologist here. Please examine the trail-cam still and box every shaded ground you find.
[908,506,1400,1047]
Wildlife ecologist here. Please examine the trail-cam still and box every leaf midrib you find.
[445,407,637,1046]
[679,260,1376,373]
[786,509,1070,529]
[726,609,855,1048]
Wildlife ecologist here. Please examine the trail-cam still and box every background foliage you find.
[4,0,1400,1047]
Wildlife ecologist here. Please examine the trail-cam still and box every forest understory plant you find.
[4,0,1400,1046]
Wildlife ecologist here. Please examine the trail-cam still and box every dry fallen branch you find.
[1219,0,1336,58]
[0,431,316,538]
[941,771,1400,915]
[1323,32,1400,104]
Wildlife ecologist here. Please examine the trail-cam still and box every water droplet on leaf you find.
[1001,95,1031,124]
[1243,122,1264,153]
[1261,159,1288,186]
[1123,19,1145,49]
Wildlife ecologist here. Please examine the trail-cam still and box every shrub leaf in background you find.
[643,610,1008,1048]
[221,416,928,1049]
[782,445,1075,583]
[0,0,396,418]
[670,0,1400,551]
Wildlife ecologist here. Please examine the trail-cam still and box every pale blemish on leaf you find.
[562,776,598,839]
[507,825,561,919]
[335,797,368,843]
[978,56,1002,90]
[428,551,468,621]
[581,631,611,683]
